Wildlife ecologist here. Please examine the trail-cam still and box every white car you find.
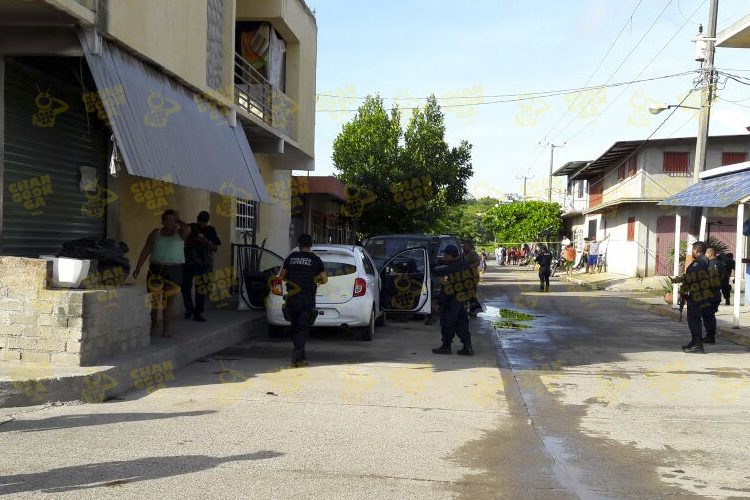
[253,244,431,341]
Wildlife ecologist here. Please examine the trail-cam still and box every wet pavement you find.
[1,266,749,498]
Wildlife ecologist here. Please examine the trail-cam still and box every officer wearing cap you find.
[431,244,476,355]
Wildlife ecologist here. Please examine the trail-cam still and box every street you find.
[2,265,750,499]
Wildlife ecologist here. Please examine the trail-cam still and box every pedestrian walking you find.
[462,239,483,317]
[432,245,476,356]
[564,244,576,277]
[479,250,488,273]
[587,238,599,274]
[181,211,221,322]
[279,234,327,367]
[133,209,191,338]
[672,241,718,353]
[536,244,553,292]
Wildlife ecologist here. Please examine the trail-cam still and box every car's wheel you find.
[361,309,375,341]
[267,325,286,338]
[375,310,386,327]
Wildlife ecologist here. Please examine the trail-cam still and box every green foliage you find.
[332,95,473,235]
[428,196,498,242]
[668,236,731,274]
[483,200,562,244]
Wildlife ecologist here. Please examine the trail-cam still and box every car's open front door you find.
[235,245,284,309]
[379,247,430,313]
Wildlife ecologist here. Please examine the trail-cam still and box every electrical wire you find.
[315,71,696,112]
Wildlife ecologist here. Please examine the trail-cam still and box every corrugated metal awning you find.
[79,33,270,202]
[660,169,750,207]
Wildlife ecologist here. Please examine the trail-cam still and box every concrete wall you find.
[0,257,149,366]
[236,0,317,156]
[256,156,292,255]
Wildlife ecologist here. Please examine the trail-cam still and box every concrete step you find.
[0,310,266,408]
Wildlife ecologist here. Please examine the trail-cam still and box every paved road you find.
[1,266,749,498]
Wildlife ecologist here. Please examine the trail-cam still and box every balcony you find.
[234,52,297,141]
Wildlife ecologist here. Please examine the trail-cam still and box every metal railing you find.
[234,52,297,140]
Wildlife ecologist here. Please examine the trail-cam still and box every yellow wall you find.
[254,156,292,255]
[236,0,317,157]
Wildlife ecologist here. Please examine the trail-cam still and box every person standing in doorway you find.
[536,244,553,292]
[133,209,191,338]
[280,234,327,367]
[587,238,599,274]
[182,211,221,322]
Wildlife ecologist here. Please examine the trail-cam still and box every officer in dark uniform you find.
[535,244,553,292]
[703,246,724,344]
[280,234,327,367]
[431,245,477,356]
[720,252,735,305]
[673,241,718,353]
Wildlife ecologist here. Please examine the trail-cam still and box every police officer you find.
[462,239,482,317]
[535,244,553,292]
[703,246,724,344]
[431,245,476,356]
[280,234,327,367]
[673,241,717,353]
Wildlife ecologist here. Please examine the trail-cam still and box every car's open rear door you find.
[379,247,430,313]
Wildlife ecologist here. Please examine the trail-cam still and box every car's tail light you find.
[271,277,284,296]
[353,278,366,297]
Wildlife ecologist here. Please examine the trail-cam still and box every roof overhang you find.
[553,161,589,177]
[660,166,750,207]
[717,14,750,48]
[571,141,643,181]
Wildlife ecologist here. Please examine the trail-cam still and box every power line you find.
[315,71,695,112]
[551,0,676,143]
[563,0,707,144]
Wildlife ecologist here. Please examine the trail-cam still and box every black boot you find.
[290,349,306,367]
[702,333,716,344]
[681,340,695,350]
[432,343,452,355]
[457,344,474,356]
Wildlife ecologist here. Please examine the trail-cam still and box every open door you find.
[236,245,284,309]
[379,247,430,313]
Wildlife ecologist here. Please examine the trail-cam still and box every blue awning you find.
[79,33,270,203]
[660,169,750,207]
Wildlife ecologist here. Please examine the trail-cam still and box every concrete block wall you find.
[0,257,150,367]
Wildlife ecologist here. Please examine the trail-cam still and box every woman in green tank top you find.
[133,209,191,338]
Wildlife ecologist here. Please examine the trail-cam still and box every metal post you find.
[733,202,744,328]
[692,0,719,183]
[673,212,681,308]
[699,207,708,240]
[547,143,563,203]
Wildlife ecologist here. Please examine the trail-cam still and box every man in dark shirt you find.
[720,252,735,306]
[462,239,482,317]
[535,245,553,292]
[673,241,717,353]
[182,211,221,322]
[280,233,327,367]
[703,246,724,344]
[432,245,477,356]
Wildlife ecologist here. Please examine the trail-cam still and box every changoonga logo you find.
[81,183,118,217]
[82,266,128,307]
[441,268,480,302]
[144,92,181,127]
[130,176,175,214]
[80,372,118,403]
[131,360,175,393]
[145,273,181,311]
[390,176,434,210]
[8,174,53,215]
[267,178,308,211]
[390,274,425,309]
[195,267,238,308]
[216,182,255,218]
[82,84,126,125]
[341,185,377,218]
[32,85,69,127]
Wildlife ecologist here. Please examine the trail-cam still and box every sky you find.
[305,0,750,202]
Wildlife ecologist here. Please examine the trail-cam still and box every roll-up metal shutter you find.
[2,58,108,257]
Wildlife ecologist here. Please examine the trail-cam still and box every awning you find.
[79,33,270,202]
[660,169,750,207]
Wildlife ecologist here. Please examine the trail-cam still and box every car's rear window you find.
[320,255,357,277]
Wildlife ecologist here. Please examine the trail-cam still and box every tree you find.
[483,200,562,245]
[332,95,473,235]
[429,196,498,242]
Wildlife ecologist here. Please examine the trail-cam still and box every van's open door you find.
[379,247,430,313]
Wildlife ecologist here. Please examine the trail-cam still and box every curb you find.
[0,314,266,408]
[564,276,750,349]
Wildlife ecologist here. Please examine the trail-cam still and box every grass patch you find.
[498,309,534,321]
[492,320,532,330]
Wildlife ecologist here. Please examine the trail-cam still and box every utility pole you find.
[692,0,719,183]
[516,173,533,200]
[547,143,564,203]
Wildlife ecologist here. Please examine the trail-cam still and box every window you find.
[663,151,690,176]
[627,217,635,241]
[722,152,747,166]
[627,156,637,176]
[361,252,376,276]
[577,180,584,199]
[618,164,626,182]
[617,156,637,182]
[236,199,258,239]
[587,220,597,239]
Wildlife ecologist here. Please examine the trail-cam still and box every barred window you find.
[663,151,690,176]
[236,199,258,238]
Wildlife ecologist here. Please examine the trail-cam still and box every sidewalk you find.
[562,272,750,348]
[0,308,265,408]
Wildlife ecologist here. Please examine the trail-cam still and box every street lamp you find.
[648,103,701,115]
